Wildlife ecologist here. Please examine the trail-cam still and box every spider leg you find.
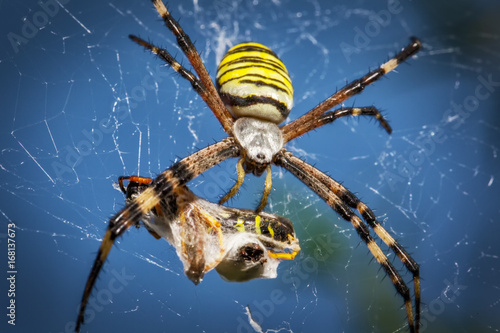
[75,224,124,332]
[274,150,419,333]
[315,106,392,134]
[256,165,273,212]
[143,0,234,134]
[76,138,239,332]
[219,161,272,212]
[129,34,232,134]
[219,158,245,205]
[282,37,421,142]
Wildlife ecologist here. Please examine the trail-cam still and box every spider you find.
[76,0,421,331]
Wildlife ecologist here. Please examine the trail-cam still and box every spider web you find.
[1,0,499,332]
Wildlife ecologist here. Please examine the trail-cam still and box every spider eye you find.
[216,42,293,124]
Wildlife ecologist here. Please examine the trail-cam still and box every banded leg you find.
[148,0,234,134]
[129,35,232,134]
[282,37,421,142]
[299,159,420,330]
[75,138,239,332]
[274,150,419,333]
[315,107,392,134]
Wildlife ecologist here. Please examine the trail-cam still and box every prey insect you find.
[119,176,300,284]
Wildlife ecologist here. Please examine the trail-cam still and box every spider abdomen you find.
[216,42,293,124]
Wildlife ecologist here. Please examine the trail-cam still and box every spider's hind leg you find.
[275,150,420,333]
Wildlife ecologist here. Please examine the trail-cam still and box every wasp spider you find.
[76,0,422,331]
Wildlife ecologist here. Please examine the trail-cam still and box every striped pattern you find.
[219,206,299,260]
[83,1,422,328]
[76,139,239,332]
[281,37,422,142]
[116,176,300,282]
[224,210,296,244]
[216,42,293,124]
[275,150,421,333]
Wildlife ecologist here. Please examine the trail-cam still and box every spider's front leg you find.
[317,106,392,134]
[282,37,421,142]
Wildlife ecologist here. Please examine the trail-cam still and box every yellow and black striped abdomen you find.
[216,42,293,124]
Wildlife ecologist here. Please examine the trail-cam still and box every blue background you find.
[1,0,499,332]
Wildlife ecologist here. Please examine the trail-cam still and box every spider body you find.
[77,1,422,332]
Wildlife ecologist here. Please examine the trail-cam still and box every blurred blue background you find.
[1,0,499,332]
